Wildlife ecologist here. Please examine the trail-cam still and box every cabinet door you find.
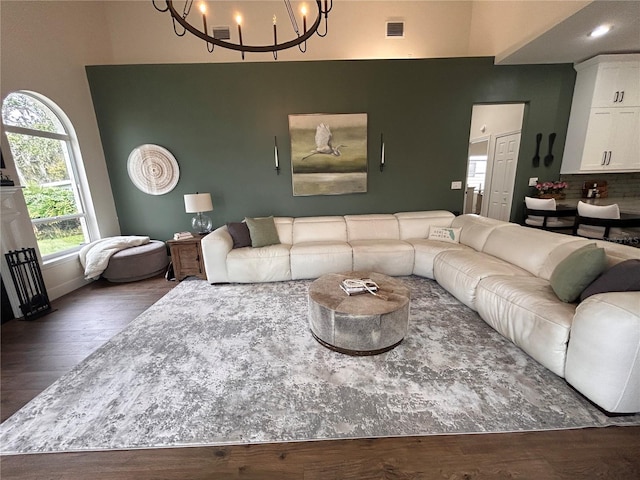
[580,110,614,170]
[609,108,640,170]
[581,108,640,171]
[593,64,640,107]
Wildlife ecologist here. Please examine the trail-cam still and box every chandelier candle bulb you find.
[199,3,207,35]
[301,6,307,33]
[273,15,277,44]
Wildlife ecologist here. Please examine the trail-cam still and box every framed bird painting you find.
[288,113,367,196]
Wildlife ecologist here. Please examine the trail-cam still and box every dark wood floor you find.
[1,275,639,479]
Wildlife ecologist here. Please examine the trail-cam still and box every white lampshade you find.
[184,193,213,213]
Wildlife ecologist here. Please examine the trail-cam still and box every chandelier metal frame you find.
[153,0,332,59]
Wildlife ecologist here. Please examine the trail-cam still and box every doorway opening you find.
[464,103,525,222]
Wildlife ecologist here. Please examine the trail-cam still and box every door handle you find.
[620,91,624,103]
[601,151,607,165]
[607,151,612,165]
[614,91,619,103]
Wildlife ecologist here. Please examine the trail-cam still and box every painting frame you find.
[289,113,368,196]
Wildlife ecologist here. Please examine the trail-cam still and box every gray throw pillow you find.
[244,216,280,248]
[550,243,607,303]
[580,259,640,302]
[226,222,251,249]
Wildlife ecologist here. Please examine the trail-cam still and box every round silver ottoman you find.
[102,240,169,283]
[308,271,410,355]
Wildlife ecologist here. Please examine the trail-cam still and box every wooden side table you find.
[166,234,206,281]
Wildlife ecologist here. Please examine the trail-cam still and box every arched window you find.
[2,91,91,259]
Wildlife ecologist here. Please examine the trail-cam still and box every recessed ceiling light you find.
[588,25,611,38]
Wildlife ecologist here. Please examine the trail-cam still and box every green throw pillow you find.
[550,243,607,303]
[244,216,280,248]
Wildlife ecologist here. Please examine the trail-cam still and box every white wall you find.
[1,1,120,307]
[469,103,526,142]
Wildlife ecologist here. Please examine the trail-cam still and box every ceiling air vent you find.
[386,21,404,38]
[213,26,231,40]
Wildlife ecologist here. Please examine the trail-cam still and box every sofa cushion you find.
[434,249,532,310]
[227,243,291,282]
[409,239,472,279]
[565,292,640,413]
[292,216,347,243]
[350,239,414,276]
[579,259,640,301]
[290,241,353,280]
[394,210,455,239]
[483,225,581,278]
[550,243,607,303]
[245,216,280,248]
[476,275,575,377]
[345,214,399,241]
[226,222,252,249]
[450,214,511,251]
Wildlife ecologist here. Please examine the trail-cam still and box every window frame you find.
[2,91,95,262]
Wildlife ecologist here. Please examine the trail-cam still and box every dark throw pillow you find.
[580,259,640,302]
[244,216,280,248]
[550,243,607,303]
[227,222,252,249]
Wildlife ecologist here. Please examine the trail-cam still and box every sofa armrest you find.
[201,226,233,283]
[565,292,640,413]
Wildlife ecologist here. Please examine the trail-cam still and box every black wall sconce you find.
[274,136,280,175]
[380,133,385,172]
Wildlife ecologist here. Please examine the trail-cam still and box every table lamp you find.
[184,192,213,234]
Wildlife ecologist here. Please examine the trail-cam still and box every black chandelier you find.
[153,0,332,60]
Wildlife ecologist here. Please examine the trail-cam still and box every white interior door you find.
[486,132,521,222]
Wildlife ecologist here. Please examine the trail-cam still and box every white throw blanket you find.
[79,236,150,280]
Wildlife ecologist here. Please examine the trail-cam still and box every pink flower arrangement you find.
[535,181,568,193]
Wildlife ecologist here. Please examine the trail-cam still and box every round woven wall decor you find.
[127,144,180,195]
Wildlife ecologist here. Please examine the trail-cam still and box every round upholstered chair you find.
[102,240,169,283]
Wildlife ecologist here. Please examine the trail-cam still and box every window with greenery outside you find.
[2,92,90,258]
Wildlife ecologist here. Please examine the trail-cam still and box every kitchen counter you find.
[559,197,640,215]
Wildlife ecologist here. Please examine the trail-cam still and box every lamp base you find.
[192,213,212,234]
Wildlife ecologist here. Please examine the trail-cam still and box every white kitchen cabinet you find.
[561,54,640,174]
[592,63,640,107]
[580,108,640,171]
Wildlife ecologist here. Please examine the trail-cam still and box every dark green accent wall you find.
[86,58,576,241]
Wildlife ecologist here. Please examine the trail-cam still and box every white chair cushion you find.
[577,201,621,239]
[525,196,558,224]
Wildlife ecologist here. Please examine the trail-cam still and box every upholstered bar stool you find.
[524,197,574,231]
[575,201,622,240]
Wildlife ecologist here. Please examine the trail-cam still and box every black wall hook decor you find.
[544,132,556,167]
[532,132,542,167]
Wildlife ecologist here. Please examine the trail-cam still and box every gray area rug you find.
[1,276,638,454]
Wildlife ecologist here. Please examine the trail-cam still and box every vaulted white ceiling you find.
[100,1,639,65]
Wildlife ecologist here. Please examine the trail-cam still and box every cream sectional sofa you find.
[201,211,640,414]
